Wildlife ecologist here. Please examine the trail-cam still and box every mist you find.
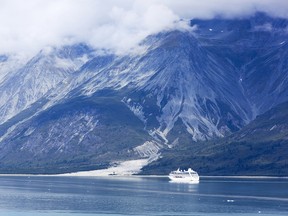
[0,0,287,57]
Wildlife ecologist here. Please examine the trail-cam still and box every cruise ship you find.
[169,168,200,183]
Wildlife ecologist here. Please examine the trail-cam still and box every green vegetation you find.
[0,92,151,174]
[142,102,288,176]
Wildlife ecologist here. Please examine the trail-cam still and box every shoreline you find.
[0,173,287,179]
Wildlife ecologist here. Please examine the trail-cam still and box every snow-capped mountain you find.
[0,44,93,125]
[0,13,287,174]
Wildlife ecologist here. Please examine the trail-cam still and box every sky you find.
[0,0,287,57]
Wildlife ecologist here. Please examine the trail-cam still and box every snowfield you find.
[60,159,151,176]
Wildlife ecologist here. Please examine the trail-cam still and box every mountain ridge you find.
[0,13,287,174]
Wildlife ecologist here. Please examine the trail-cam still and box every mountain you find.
[191,13,288,116]
[0,44,93,125]
[0,13,287,174]
[142,101,288,176]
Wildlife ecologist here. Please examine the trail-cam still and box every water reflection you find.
[169,180,199,193]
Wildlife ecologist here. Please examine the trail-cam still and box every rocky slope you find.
[142,101,288,176]
[0,13,287,174]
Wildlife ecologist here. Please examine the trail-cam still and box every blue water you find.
[0,176,287,215]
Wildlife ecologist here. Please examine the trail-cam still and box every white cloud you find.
[0,0,287,57]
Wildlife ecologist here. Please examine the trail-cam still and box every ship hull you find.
[168,176,199,183]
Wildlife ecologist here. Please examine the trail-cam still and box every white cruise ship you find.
[169,168,200,183]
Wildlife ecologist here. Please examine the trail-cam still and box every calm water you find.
[0,176,287,215]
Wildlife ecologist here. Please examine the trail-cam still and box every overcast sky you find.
[0,0,287,57]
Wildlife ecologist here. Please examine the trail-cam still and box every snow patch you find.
[122,97,146,123]
[134,141,162,158]
[254,23,273,32]
[269,125,277,131]
[148,129,169,144]
[54,57,75,70]
[0,125,17,142]
[61,140,163,177]
[59,159,151,176]
[24,127,36,136]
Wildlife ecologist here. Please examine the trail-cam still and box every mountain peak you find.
[0,15,287,174]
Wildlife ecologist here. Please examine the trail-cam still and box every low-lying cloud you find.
[0,0,287,57]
